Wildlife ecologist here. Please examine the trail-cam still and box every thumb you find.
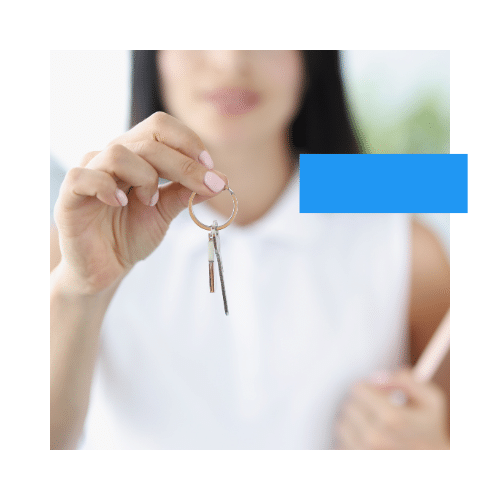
[156,182,211,225]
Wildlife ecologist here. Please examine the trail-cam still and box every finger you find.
[154,182,211,225]
[85,144,160,206]
[387,369,445,410]
[341,399,394,450]
[352,381,391,410]
[344,398,373,431]
[351,382,408,428]
[122,139,228,197]
[79,151,101,168]
[112,111,215,168]
[57,167,125,211]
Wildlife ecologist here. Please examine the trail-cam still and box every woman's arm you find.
[50,225,121,449]
[409,217,450,436]
[335,217,451,449]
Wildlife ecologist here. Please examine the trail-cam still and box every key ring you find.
[188,186,238,230]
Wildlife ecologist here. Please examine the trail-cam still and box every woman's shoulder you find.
[410,217,450,295]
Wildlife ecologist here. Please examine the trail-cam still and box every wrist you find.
[51,259,124,300]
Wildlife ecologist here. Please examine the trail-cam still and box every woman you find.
[50,51,450,449]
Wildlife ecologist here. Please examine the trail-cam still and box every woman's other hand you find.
[335,368,450,450]
[53,111,228,294]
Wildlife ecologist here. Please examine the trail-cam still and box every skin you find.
[50,50,450,449]
[156,50,306,226]
[335,220,450,449]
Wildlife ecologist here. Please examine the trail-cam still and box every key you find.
[211,221,229,316]
[188,188,237,317]
[208,234,215,293]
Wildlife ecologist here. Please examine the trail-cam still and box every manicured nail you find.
[198,150,214,169]
[115,188,128,206]
[204,171,225,193]
[370,370,391,385]
[389,389,408,406]
[149,189,159,206]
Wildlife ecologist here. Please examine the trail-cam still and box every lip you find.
[205,87,260,116]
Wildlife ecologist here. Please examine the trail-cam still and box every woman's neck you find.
[203,130,297,227]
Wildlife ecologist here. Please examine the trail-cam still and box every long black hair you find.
[130,50,361,154]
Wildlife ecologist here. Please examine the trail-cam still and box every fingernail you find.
[389,389,408,406]
[370,370,391,385]
[198,150,214,169]
[149,189,159,206]
[115,188,128,206]
[204,171,225,193]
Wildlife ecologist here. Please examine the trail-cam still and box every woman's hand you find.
[335,368,450,450]
[54,112,227,294]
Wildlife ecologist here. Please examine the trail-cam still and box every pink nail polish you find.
[149,189,159,206]
[115,188,128,206]
[204,171,225,193]
[198,150,214,169]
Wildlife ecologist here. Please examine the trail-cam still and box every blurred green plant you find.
[348,86,450,154]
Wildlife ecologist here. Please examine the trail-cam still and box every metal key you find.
[210,221,229,315]
[208,234,215,293]
[189,188,237,317]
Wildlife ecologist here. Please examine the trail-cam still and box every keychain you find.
[188,186,238,316]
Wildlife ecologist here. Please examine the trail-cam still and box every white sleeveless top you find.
[80,172,411,449]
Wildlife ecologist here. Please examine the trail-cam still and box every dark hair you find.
[130,50,361,154]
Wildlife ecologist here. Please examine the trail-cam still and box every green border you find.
[2,2,499,498]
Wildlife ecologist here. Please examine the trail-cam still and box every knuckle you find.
[133,139,154,157]
[178,157,199,177]
[149,111,169,127]
[64,167,84,185]
[80,151,100,168]
[105,143,128,164]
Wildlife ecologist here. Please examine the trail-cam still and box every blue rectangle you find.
[299,154,468,213]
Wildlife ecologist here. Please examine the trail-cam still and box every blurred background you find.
[50,50,450,253]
